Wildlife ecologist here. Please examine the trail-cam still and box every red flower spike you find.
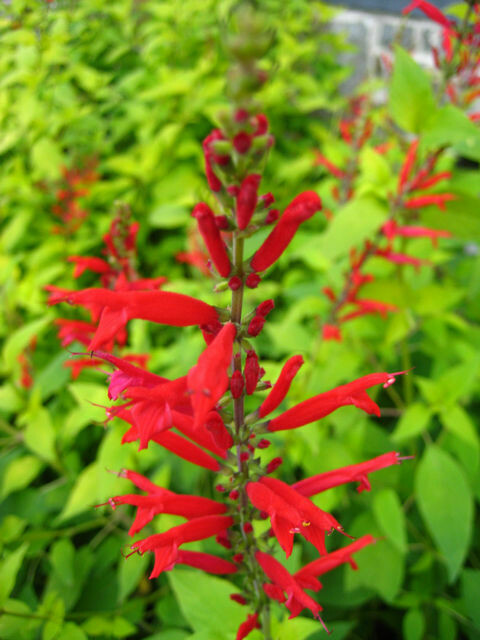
[236,613,260,640]
[244,350,260,395]
[398,140,419,193]
[247,315,265,337]
[46,287,219,351]
[230,370,245,398]
[256,299,275,317]
[259,355,304,418]
[293,451,403,497]
[266,457,283,474]
[233,132,252,154]
[231,594,247,605]
[255,552,326,624]
[187,323,236,428]
[251,192,322,272]
[131,515,234,578]
[267,371,404,432]
[294,535,375,591]
[247,477,344,557]
[402,1,453,29]
[236,174,261,230]
[245,273,261,288]
[192,203,231,278]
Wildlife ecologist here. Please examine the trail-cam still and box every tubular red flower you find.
[267,371,403,431]
[259,355,304,418]
[131,515,233,578]
[314,152,346,179]
[410,171,452,191]
[68,256,113,278]
[382,220,451,246]
[340,299,398,323]
[236,613,260,640]
[176,550,237,575]
[92,350,166,400]
[292,452,402,497]
[46,287,219,351]
[192,203,231,277]
[404,193,455,211]
[402,1,453,29]
[255,551,325,623]
[397,140,419,193]
[322,324,342,341]
[294,535,376,591]
[187,323,236,428]
[236,174,261,229]
[247,477,344,557]
[250,192,322,272]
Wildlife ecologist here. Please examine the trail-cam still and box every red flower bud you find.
[215,484,226,492]
[235,109,249,122]
[247,315,265,337]
[236,174,261,230]
[240,451,250,462]
[230,370,245,398]
[266,457,283,473]
[215,215,229,230]
[243,522,253,534]
[228,276,242,291]
[257,439,271,449]
[192,203,231,277]
[244,350,260,394]
[322,324,342,341]
[245,273,261,288]
[233,132,252,154]
[259,355,304,418]
[227,185,240,197]
[251,192,322,272]
[265,209,279,224]
[230,594,247,605]
[233,553,244,563]
[256,299,274,317]
[254,114,269,135]
[229,490,240,500]
[261,193,275,208]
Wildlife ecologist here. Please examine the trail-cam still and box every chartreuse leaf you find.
[57,623,88,640]
[2,316,51,372]
[82,616,136,638]
[0,599,41,639]
[415,446,473,581]
[423,104,480,162]
[403,609,425,640]
[1,455,44,498]
[59,463,99,521]
[117,549,149,603]
[18,394,57,464]
[169,569,245,638]
[389,46,436,133]
[316,196,388,261]
[373,489,407,554]
[392,403,432,443]
[0,544,28,606]
[272,615,352,639]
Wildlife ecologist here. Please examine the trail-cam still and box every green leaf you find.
[20,401,57,464]
[82,616,136,638]
[169,569,245,638]
[2,317,51,372]
[403,609,425,640]
[117,549,149,603]
[373,489,407,554]
[389,46,436,133]
[392,403,432,443]
[57,623,88,640]
[59,463,99,521]
[0,599,41,639]
[316,197,388,261]
[42,596,65,640]
[461,570,480,629]
[420,195,480,242]
[31,138,63,179]
[2,455,44,499]
[423,104,480,162]
[415,445,473,581]
[0,545,28,606]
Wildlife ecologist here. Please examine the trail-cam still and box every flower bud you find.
[230,370,245,398]
[245,273,261,288]
[236,174,261,230]
[233,132,252,154]
[230,594,247,605]
[256,299,274,317]
[244,350,260,394]
[243,522,253,534]
[247,315,265,337]
[266,457,283,474]
[229,489,240,500]
[257,439,271,449]
[228,276,242,291]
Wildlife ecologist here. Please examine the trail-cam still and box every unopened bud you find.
[245,273,261,288]
[266,457,283,473]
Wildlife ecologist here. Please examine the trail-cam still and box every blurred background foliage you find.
[0,1,479,639]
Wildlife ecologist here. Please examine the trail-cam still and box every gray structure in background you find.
[328,0,444,92]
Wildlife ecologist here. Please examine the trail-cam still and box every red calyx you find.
[245,273,261,289]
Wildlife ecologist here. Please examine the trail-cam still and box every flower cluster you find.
[46,206,166,379]
[49,159,98,235]
[48,100,411,638]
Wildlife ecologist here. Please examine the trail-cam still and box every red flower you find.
[292,451,403,496]
[92,350,166,400]
[250,192,322,272]
[247,476,344,557]
[397,140,419,193]
[175,550,237,575]
[187,323,236,428]
[99,475,227,535]
[382,220,451,247]
[236,174,261,229]
[68,256,113,278]
[314,152,346,179]
[402,1,453,29]
[130,514,234,578]
[322,324,342,341]
[267,371,403,432]
[192,203,231,277]
[294,535,375,591]
[255,551,325,623]
[404,193,455,211]
[46,287,219,350]
[236,613,260,640]
[259,355,304,418]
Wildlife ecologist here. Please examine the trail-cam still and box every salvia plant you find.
[45,9,417,639]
